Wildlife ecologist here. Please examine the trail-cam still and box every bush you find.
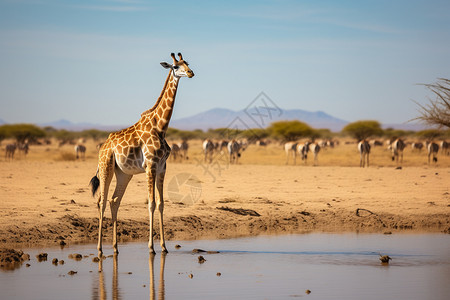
[342,120,383,141]
[267,120,313,141]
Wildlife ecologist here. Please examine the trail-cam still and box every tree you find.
[414,78,450,128]
[415,129,443,140]
[342,120,383,141]
[0,124,46,143]
[268,120,313,141]
[0,125,9,144]
[80,129,109,141]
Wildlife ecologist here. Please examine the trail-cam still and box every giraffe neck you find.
[141,71,180,134]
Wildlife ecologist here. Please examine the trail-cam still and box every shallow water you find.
[1,233,449,300]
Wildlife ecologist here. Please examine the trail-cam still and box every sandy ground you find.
[0,141,449,250]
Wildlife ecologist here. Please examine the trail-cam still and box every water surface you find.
[1,233,449,299]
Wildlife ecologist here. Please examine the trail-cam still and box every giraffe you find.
[90,53,194,257]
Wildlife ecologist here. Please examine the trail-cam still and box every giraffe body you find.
[90,53,194,257]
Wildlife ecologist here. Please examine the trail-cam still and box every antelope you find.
[358,140,370,167]
[427,142,439,165]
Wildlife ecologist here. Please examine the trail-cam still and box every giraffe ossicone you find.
[90,52,194,257]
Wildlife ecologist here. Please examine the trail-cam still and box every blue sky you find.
[1,0,449,127]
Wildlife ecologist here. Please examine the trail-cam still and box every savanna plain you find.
[0,138,449,251]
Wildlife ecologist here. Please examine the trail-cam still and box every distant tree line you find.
[1,121,448,146]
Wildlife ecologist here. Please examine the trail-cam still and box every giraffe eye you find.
[173,66,179,70]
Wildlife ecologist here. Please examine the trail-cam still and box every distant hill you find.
[38,119,125,132]
[171,108,349,131]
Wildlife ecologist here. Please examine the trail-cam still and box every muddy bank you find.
[0,161,449,249]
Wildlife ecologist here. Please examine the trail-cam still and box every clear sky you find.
[1,0,449,127]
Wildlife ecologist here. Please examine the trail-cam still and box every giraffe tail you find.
[89,170,100,197]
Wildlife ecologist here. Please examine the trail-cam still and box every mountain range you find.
[1,108,427,132]
[170,108,349,131]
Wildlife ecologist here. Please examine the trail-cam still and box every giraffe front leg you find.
[97,197,107,258]
[147,169,156,254]
[156,168,168,253]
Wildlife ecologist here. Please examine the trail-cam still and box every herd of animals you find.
[2,137,449,167]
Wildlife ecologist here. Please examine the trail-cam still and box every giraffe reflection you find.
[95,254,121,300]
[149,253,166,300]
[94,253,166,300]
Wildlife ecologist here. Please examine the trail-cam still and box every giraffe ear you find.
[160,62,172,69]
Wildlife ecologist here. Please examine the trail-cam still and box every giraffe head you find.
[160,52,194,78]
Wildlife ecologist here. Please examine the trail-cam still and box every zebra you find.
[296,142,310,164]
[284,142,298,165]
[411,142,424,152]
[440,141,449,156]
[227,139,241,164]
[170,143,181,161]
[75,144,86,160]
[18,142,29,157]
[358,140,371,168]
[179,140,189,160]
[390,138,405,166]
[5,144,17,161]
[202,139,214,163]
[217,140,229,154]
[427,142,439,165]
[309,142,321,166]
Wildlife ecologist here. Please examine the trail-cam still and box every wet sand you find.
[0,150,449,249]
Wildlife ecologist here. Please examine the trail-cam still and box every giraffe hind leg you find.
[97,154,114,257]
[110,168,132,254]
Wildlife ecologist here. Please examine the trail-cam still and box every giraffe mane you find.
[140,70,172,117]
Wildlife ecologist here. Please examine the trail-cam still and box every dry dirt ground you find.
[0,140,449,250]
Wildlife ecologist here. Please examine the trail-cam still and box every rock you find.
[52,258,59,265]
[36,253,48,262]
[379,255,392,264]
[68,253,83,260]
[198,256,206,264]
[0,249,30,270]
